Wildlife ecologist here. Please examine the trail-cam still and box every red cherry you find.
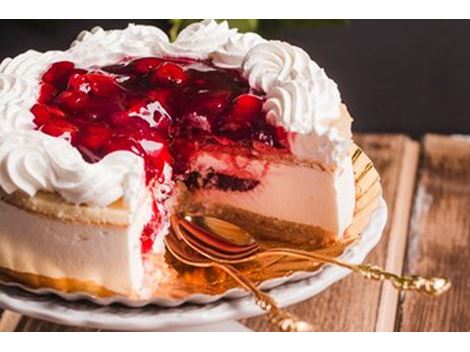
[149,62,187,87]
[54,91,89,112]
[104,136,144,156]
[101,63,132,75]
[109,111,131,127]
[42,61,75,89]
[222,94,263,131]
[78,125,112,150]
[131,58,163,75]
[40,120,78,138]
[200,91,231,113]
[67,71,90,92]
[31,104,65,125]
[37,83,57,104]
[86,73,121,97]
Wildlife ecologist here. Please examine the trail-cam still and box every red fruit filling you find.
[32,58,289,254]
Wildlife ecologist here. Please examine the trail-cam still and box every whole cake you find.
[0,20,355,298]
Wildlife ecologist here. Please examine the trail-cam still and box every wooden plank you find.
[0,311,22,332]
[243,134,420,331]
[397,134,470,332]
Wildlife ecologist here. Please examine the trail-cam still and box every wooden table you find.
[1,134,468,332]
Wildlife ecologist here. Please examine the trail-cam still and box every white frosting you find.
[264,69,341,135]
[0,131,144,207]
[0,20,349,208]
[211,32,266,69]
[70,24,170,66]
[243,41,319,93]
[154,20,237,59]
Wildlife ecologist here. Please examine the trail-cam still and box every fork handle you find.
[266,248,451,297]
[213,262,313,332]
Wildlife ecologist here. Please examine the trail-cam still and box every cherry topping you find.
[42,61,75,89]
[38,83,58,104]
[149,62,187,87]
[40,119,78,138]
[54,91,89,112]
[31,104,65,125]
[77,125,112,150]
[131,57,163,75]
[217,94,263,137]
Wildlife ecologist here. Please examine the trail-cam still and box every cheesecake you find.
[0,20,355,298]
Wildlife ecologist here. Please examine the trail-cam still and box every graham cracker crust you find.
[178,199,338,250]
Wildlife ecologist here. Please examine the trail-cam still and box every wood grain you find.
[243,134,420,331]
[396,134,470,332]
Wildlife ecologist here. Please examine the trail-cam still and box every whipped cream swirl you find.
[211,32,266,69]
[0,131,144,207]
[155,20,237,59]
[242,41,319,93]
[264,69,341,135]
[0,20,349,207]
[70,24,170,67]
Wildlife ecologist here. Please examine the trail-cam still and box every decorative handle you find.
[356,264,451,297]
[214,263,313,332]
[265,248,451,297]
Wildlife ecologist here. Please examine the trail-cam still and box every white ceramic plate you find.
[0,198,387,331]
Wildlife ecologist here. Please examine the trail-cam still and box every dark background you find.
[1,20,469,137]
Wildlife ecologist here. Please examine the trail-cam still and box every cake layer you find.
[0,195,151,296]
[180,151,355,239]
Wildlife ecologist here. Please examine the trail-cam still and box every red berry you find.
[223,94,263,131]
[40,120,78,138]
[149,62,187,87]
[31,104,65,125]
[101,63,132,75]
[42,61,75,89]
[109,111,131,127]
[105,136,144,156]
[67,71,90,93]
[187,91,231,116]
[78,125,112,150]
[54,91,89,112]
[88,74,120,96]
[37,83,57,104]
[131,58,163,75]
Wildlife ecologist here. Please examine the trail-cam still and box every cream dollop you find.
[210,32,266,69]
[0,74,36,134]
[70,24,170,67]
[0,50,70,80]
[0,131,144,207]
[155,20,237,59]
[242,41,319,92]
[264,69,341,135]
